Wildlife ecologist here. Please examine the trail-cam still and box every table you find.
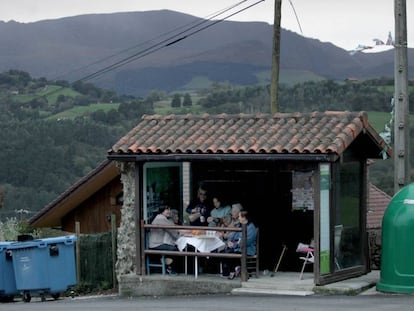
[176,235,225,278]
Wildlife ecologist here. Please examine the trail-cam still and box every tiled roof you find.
[109,111,391,157]
[29,159,119,227]
[367,183,391,229]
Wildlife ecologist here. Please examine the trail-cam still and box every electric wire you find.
[74,0,265,83]
[40,0,264,99]
[53,0,251,82]
[288,0,303,35]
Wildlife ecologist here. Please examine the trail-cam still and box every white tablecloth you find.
[176,236,225,253]
[175,236,225,278]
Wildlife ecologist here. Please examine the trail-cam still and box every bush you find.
[0,218,38,241]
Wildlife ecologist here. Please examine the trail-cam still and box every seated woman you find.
[207,194,231,227]
[220,210,257,279]
[170,209,182,225]
[220,203,243,241]
[149,205,180,274]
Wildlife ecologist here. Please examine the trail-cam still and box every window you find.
[335,161,362,270]
[143,163,182,223]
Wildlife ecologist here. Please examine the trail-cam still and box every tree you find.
[183,93,192,107]
[171,93,181,108]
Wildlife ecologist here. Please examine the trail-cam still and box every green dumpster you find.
[377,182,414,293]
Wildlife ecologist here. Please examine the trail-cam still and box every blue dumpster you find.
[8,235,77,302]
[0,242,17,301]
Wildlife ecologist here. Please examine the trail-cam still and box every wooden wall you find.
[62,177,122,234]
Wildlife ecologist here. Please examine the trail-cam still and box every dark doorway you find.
[191,161,315,273]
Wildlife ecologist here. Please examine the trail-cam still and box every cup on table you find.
[206,230,215,237]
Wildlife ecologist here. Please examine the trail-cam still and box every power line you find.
[37,1,264,100]
[53,1,252,82]
[77,0,265,83]
[288,0,303,35]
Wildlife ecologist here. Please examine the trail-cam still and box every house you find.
[367,183,392,269]
[29,111,391,288]
[367,183,391,229]
[29,159,122,234]
[106,111,391,287]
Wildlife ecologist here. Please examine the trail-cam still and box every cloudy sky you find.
[0,0,412,51]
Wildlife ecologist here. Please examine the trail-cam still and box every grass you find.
[366,110,414,133]
[365,111,392,133]
[279,69,326,86]
[30,88,408,128]
[39,85,80,103]
[14,85,80,104]
[49,102,119,119]
[154,95,205,115]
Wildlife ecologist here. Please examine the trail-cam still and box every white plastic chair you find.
[334,225,343,270]
[296,242,314,280]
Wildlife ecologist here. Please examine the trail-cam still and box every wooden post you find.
[270,0,282,113]
[394,0,410,193]
[240,224,247,282]
[140,220,147,275]
[111,214,117,288]
[75,221,81,284]
[134,163,143,275]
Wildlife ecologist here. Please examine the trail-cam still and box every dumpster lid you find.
[7,235,77,249]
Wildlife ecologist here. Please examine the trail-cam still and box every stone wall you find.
[119,274,240,297]
[115,162,137,280]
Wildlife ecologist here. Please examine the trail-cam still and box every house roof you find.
[29,159,119,228]
[108,111,392,160]
[367,183,391,229]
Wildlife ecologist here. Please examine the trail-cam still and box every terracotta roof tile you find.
[109,111,392,157]
[367,183,392,228]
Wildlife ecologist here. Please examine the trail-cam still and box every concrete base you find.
[119,274,241,297]
[118,271,380,297]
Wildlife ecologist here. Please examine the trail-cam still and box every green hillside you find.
[0,70,410,220]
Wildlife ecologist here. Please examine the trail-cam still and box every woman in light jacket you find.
[149,205,179,251]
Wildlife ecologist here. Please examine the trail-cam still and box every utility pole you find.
[270,0,282,113]
[393,0,410,193]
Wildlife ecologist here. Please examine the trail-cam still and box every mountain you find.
[0,10,412,96]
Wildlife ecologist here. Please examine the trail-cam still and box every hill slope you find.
[0,10,413,96]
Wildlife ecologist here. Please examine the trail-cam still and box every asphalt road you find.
[2,293,414,311]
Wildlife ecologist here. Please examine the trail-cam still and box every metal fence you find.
[77,232,116,291]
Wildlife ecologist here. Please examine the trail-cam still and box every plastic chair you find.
[334,225,343,270]
[145,232,166,276]
[296,242,314,280]
[220,228,259,278]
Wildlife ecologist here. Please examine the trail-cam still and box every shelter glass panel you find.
[143,163,182,223]
[319,163,331,274]
[335,161,362,270]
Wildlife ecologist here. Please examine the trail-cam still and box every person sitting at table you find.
[230,203,243,225]
[220,203,243,241]
[170,209,182,225]
[220,210,257,279]
[149,205,180,275]
[207,194,231,227]
[185,186,212,226]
